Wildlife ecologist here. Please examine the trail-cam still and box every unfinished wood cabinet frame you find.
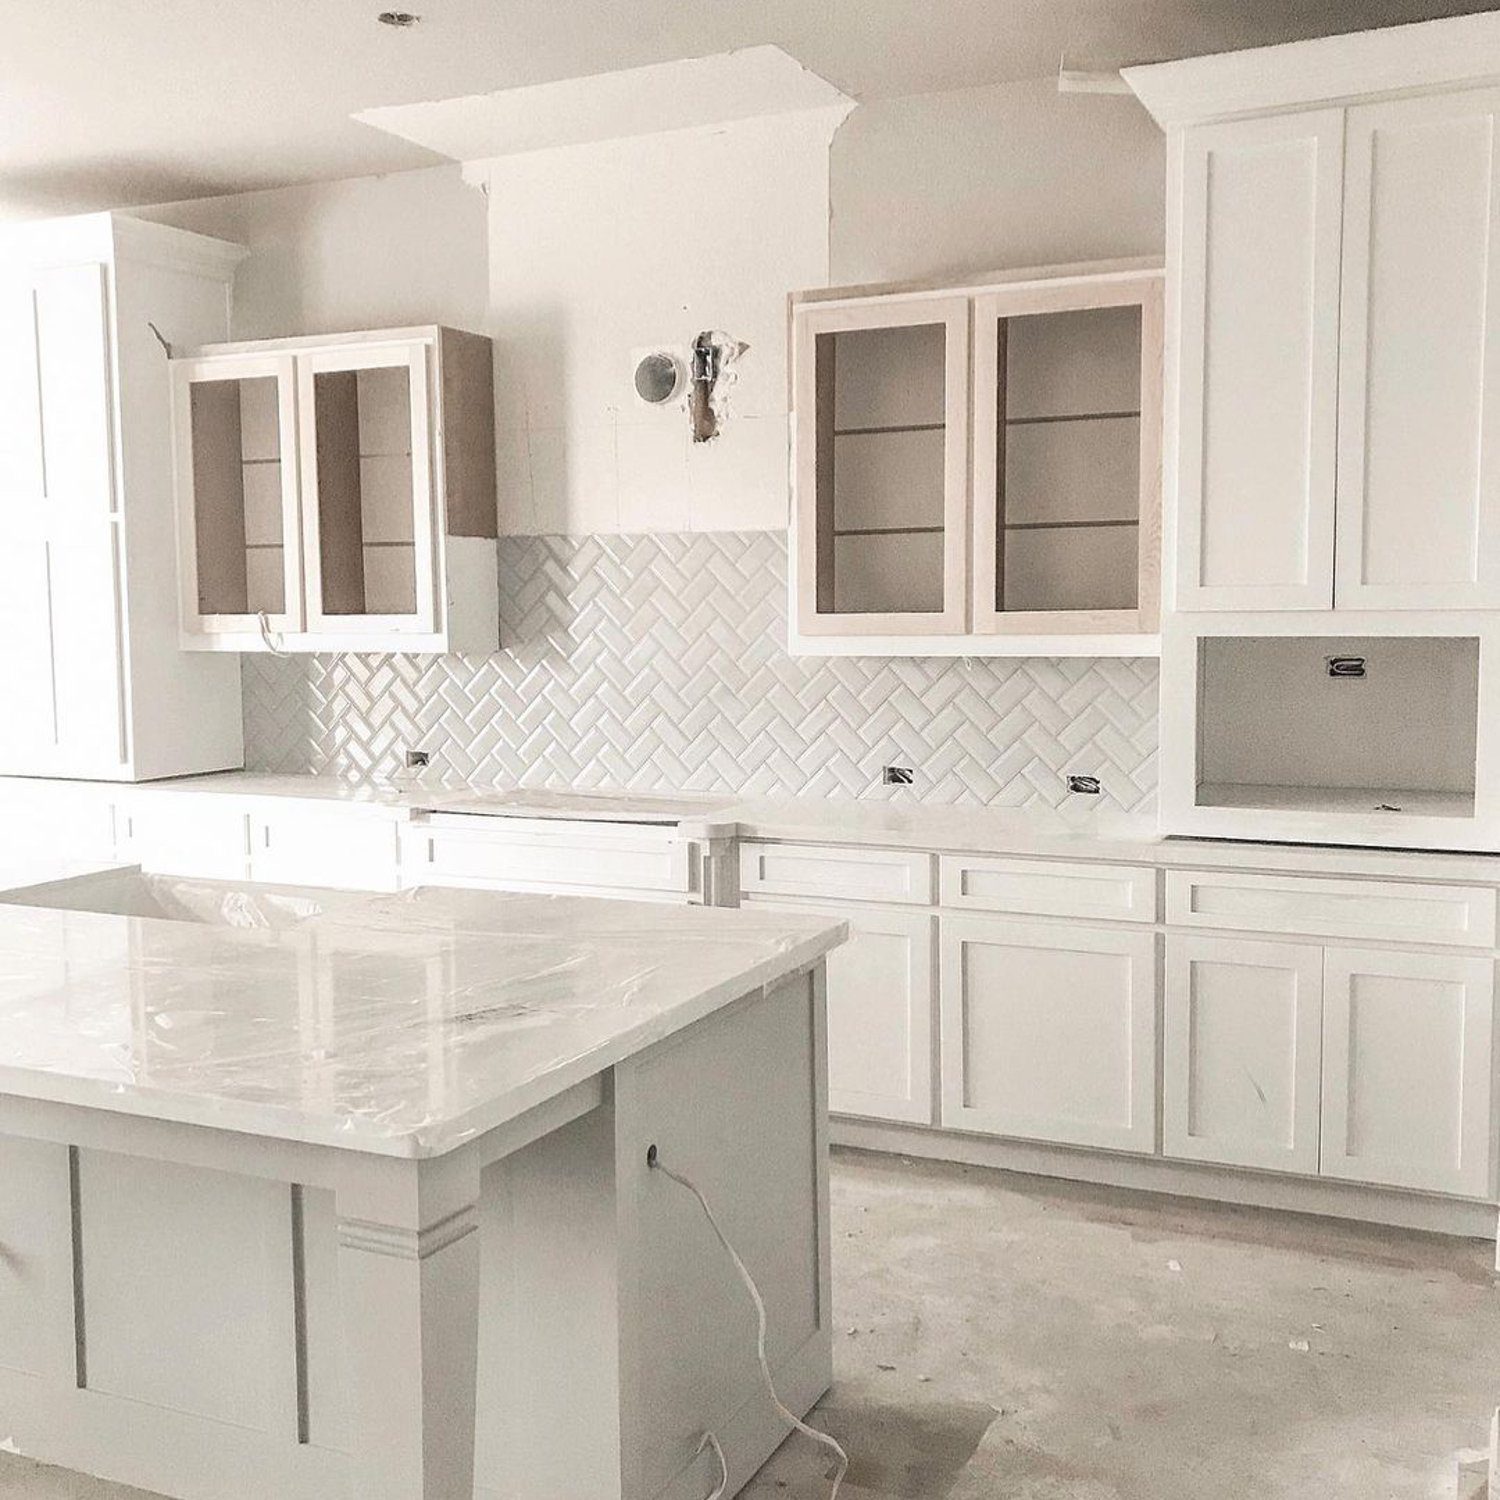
[171,351,303,639]
[792,295,970,637]
[970,271,1163,635]
[298,340,437,638]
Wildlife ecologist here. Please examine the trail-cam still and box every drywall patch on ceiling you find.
[352,44,855,160]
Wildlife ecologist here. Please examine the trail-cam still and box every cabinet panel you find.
[122,794,250,881]
[31,262,114,529]
[793,296,969,636]
[1337,89,1500,608]
[1175,112,1343,610]
[1163,936,1323,1174]
[1320,946,1494,1196]
[940,854,1155,922]
[1166,869,1495,948]
[46,529,128,777]
[0,1135,73,1381]
[939,916,1157,1152]
[739,842,933,905]
[299,341,437,636]
[402,818,694,900]
[758,901,934,1125]
[171,353,302,636]
[250,805,401,892]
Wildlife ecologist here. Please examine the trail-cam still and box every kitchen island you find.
[0,882,845,1500]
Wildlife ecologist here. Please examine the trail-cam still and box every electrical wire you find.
[650,1150,848,1500]
[257,610,291,657]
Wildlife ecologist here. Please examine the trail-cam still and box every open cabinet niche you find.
[1158,620,1500,852]
[791,265,1162,655]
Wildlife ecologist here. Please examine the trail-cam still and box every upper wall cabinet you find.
[1128,17,1500,614]
[790,266,1163,658]
[0,213,246,783]
[171,326,497,654]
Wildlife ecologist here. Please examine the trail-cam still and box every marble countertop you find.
[0,887,844,1159]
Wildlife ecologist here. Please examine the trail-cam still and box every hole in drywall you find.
[689,330,748,443]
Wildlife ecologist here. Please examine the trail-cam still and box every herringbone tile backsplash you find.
[242,533,1158,815]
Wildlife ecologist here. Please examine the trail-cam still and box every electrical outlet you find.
[1066,773,1102,795]
[882,765,915,786]
[404,749,431,769]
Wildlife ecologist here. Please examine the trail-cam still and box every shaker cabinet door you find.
[939,916,1157,1152]
[1320,946,1494,1197]
[1163,935,1323,1174]
[1336,88,1500,609]
[1173,112,1344,611]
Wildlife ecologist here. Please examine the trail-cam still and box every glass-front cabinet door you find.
[793,296,969,636]
[171,352,302,637]
[297,340,437,637]
[970,274,1162,634]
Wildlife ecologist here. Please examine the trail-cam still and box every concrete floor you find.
[2,1147,1497,1500]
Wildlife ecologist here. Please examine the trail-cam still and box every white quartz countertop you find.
[77,772,1500,882]
[0,888,845,1159]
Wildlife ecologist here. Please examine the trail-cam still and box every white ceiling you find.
[2,0,1495,217]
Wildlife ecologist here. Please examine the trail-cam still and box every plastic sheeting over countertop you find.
[0,887,845,1159]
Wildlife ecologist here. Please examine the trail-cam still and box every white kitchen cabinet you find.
[171,326,497,654]
[0,215,244,782]
[1163,935,1324,1174]
[399,815,703,902]
[249,804,401,892]
[1320,945,1495,1197]
[1131,20,1500,617]
[939,915,1157,1153]
[789,266,1165,657]
[1169,111,1344,612]
[1336,88,1500,610]
[755,901,934,1125]
[792,294,970,637]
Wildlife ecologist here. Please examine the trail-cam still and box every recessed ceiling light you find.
[377,10,421,26]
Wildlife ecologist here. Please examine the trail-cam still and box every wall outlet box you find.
[882,765,915,786]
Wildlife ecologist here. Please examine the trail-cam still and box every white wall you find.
[478,108,844,535]
[141,75,1165,537]
[830,77,1164,286]
[140,165,488,339]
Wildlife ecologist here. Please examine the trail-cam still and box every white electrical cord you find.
[257,610,291,657]
[651,1150,848,1500]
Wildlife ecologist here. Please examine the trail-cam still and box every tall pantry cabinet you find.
[1127,15,1500,853]
[0,214,245,781]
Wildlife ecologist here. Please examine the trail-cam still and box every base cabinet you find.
[939,916,1158,1153]
[755,902,934,1125]
[1320,946,1495,1198]
[1163,936,1324,1173]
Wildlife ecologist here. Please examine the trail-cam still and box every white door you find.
[1174,112,1344,611]
[756,901,934,1125]
[792,296,970,637]
[298,340,437,638]
[1163,936,1323,1174]
[171,352,303,639]
[1336,89,1500,609]
[939,915,1157,1152]
[1320,946,1494,1197]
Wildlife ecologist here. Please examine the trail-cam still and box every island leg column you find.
[334,1153,482,1500]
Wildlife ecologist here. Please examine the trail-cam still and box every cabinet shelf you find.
[1005,410,1140,427]
[1003,519,1138,532]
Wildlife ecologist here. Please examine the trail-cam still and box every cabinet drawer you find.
[121,796,250,881]
[940,854,1155,922]
[250,805,401,892]
[1166,869,1496,948]
[738,842,933,905]
[402,817,695,900]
